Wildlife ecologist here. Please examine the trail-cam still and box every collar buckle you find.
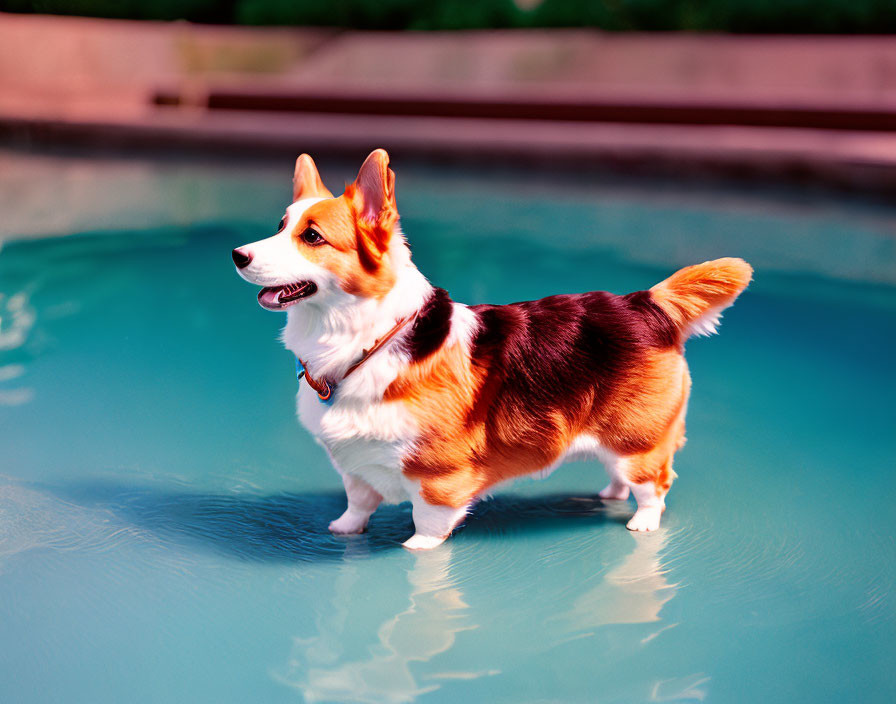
[294,311,417,404]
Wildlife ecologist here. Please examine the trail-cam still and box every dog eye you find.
[301,228,325,246]
[277,215,287,233]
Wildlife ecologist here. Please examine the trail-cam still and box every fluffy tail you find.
[650,258,753,341]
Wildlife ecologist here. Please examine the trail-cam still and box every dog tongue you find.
[258,287,283,309]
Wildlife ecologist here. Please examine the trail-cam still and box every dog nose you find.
[232,247,253,269]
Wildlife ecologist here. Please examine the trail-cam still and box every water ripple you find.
[0,483,144,568]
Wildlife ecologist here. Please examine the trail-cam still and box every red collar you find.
[296,312,417,402]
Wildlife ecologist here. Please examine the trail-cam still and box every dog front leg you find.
[402,484,470,551]
[329,474,383,535]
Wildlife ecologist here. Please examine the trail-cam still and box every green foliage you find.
[0,0,233,22]
[2,0,895,33]
[233,0,522,29]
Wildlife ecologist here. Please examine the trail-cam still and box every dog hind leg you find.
[627,479,667,532]
[598,452,631,501]
[623,448,678,532]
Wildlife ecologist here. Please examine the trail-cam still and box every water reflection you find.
[562,529,676,632]
[0,291,36,352]
[0,483,143,569]
[650,673,710,702]
[271,506,681,703]
[31,481,691,701]
[273,545,488,704]
[0,289,37,406]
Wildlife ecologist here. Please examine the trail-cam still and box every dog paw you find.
[402,534,446,551]
[626,506,662,532]
[328,511,368,535]
[598,482,630,501]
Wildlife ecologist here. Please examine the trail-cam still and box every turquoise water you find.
[1,153,895,703]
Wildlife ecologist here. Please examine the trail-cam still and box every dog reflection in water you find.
[272,544,489,703]
[271,524,686,703]
[563,529,676,631]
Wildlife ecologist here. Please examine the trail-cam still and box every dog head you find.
[233,149,403,311]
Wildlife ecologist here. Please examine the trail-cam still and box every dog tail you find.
[650,258,753,341]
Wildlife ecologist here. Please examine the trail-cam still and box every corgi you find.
[233,149,752,550]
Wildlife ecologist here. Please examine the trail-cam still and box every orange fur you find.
[293,154,333,201]
[589,348,691,457]
[287,154,399,300]
[345,149,399,271]
[622,401,687,492]
[386,342,490,506]
[650,258,753,340]
[388,342,692,508]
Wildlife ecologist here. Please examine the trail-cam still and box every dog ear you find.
[352,149,396,221]
[293,154,332,202]
[350,149,398,269]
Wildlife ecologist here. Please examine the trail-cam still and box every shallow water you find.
[1,152,894,703]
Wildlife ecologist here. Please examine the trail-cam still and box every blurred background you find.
[2,0,896,194]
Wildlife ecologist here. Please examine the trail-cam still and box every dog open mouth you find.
[257,281,318,310]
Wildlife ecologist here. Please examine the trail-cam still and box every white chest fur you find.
[297,385,418,503]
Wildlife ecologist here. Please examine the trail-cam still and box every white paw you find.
[598,482,630,501]
[626,506,663,532]
[402,534,447,551]
[328,511,368,535]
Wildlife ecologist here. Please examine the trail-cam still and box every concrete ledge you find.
[4,14,896,191]
[4,109,896,192]
[152,87,896,132]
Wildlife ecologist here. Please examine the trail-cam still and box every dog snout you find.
[232,247,253,269]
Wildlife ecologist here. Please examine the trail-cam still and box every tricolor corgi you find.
[233,149,752,550]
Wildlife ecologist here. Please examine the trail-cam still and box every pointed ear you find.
[352,148,396,218]
[293,154,332,202]
[350,149,398,268]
